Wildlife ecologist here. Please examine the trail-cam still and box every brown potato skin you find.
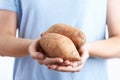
[39,33,81,61]
[41,23,86,49]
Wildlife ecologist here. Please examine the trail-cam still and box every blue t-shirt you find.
[0,0,108,80]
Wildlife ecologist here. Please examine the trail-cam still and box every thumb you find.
[28,39,45,59]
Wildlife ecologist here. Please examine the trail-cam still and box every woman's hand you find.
[28,39,64,65]
[47,44,89,72]
[29,39,89,72]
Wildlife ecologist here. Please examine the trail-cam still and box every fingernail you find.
[59,59,63,62]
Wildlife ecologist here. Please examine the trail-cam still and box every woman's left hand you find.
[47,44,89,72]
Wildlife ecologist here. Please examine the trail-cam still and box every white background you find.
[0,57,120,80]
[0,57,14,80]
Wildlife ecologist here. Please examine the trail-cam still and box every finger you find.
[49,61,82,72]
[64,60,73,65]
[38,57,63,65]
[72,61,82,68]
[78,45,85,55]
[57,60,73,66]
[78,45,89,63]
[29,39,45,59]
[29,45,45,59]
[31,52,45,59]
[53,65,82,72]
[47,64,58,69]
[80,50,89,64]
[29,39,39,52]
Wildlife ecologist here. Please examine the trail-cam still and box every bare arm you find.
[0,10,32,57]
[0,10,64,68]
[87,0,120,58]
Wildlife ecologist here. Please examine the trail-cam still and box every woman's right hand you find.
[28,39,64,66]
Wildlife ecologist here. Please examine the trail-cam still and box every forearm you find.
[0,34,32,57]
[87,36,120,58]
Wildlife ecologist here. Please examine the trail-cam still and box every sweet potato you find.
[39,33,81,61]
[41,23,86,49]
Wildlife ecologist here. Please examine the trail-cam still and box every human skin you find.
[0,0,120,72]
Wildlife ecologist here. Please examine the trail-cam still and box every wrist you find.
[84,42,91,57]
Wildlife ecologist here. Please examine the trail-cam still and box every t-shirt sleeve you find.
[0,0,17,12]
